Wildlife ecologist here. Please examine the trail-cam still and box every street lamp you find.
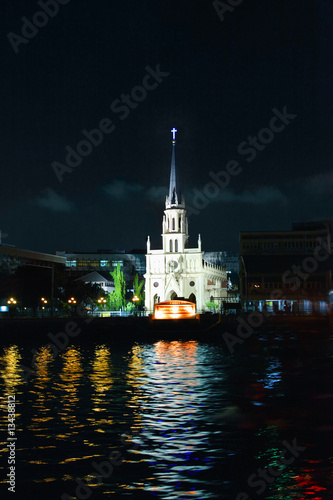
[97,297,107,310]
[132,295,139,316]
[7,297,17,317]
[41,297,48,317]
[68,297,77,315]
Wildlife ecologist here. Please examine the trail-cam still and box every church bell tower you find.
[162,128,189,254]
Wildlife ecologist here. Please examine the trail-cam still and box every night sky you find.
[0,0,332,254]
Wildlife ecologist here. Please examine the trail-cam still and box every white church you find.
[144,129,228,314]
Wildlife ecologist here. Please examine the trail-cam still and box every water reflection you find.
[0,345,23,394]
[292,463,328,500]
[123,341,225,499]
[0,345,23,452]
[0,334,332,499]
[124,344,147,432]
[255,428,329,500]
[258,356,282,391]
[88,345,114,428]
[90,345,113,396]
[28,346,56,436]
[54,346,83,433]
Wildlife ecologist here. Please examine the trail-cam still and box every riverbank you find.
[0,314,331,343]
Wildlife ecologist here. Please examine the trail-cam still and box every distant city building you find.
[203,251,239,273]
[0,245,66,313]
[144,129,228,314]
[240,221,333,314]
[1,245,66,268]
[56,249,146,288]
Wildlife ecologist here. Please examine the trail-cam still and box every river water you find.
[0,328,333,499]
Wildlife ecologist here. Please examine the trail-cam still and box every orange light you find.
[153,300,196,320]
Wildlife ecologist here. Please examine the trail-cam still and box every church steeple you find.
[162,128,188,253]
[166,128,184,208]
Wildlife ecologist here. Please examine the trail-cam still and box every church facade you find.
[144,129,228,314]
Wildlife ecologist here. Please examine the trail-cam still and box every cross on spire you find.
[171,127,177,141]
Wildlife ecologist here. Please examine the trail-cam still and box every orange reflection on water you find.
[54,346,83,431]
[0,346,23,439]
[89,345,113,394]
[124,345,148,431]
[126,344,147,389]
[0,345,23,393]
[33,346,55,389]
[28,346,56,433]
[154,340,198,369]
[88,345,114,428]
[144,340,200,423]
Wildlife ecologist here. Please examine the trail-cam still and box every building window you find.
[66,260,77,267]
[189,281,195,287]
[170,240,173,252]
[153,282,159,287]
[89,261,99,267]
[175,239,178,252]
[172,218,175,231]
[179,217,181,230]
[111,260,123,267]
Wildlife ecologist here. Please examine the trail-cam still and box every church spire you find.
[166,128,183,208]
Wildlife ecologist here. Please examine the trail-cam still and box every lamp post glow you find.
[98,297,107,310]
[7,297,17,317]
[132,295,139,315]
[68,297,77,315]
[41,297,48,317]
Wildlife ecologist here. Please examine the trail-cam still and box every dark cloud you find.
[33,189,75,213]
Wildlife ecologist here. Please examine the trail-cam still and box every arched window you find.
[172,218,175,231]
[189,293,196,304]
[179,217,181,230]
[175,239,178,252]
[169,240,173,252]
